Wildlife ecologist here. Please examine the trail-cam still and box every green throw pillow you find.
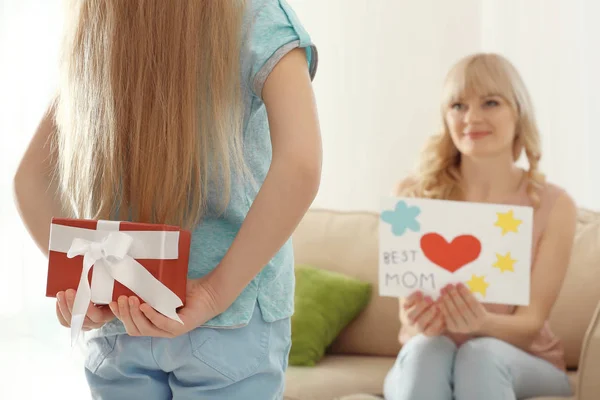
[289,264,372,367]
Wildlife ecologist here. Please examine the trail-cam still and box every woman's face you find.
[445,91,517,159]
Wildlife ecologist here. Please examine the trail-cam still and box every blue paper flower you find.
[381,200,421,236]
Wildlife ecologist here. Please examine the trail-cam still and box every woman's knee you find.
[384,335,456,400]
[402,334,456,359]
[454,338,511,380]
[397,334,457,373]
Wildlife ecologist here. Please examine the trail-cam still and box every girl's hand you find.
[110,277,221,338]
[403,291,446,336]
[438,283,488,334]
[56,289,116,331]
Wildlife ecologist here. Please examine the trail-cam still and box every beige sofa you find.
[284,208,600,400]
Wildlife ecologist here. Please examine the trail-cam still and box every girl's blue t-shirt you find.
[95,0,318,337]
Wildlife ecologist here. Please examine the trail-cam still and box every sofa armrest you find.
[576,300,600,400]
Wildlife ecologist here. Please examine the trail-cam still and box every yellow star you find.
[466,274,489,297]
[493,252,517,273]
[494,210,522,235]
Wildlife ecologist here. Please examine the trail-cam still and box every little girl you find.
[14,1,321,398]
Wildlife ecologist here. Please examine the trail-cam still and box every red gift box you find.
[46,218,191,307]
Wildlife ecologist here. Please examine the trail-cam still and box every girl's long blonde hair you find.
[401,53,545,207]
[54,0,247,229]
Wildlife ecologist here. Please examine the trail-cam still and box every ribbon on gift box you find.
[48,220,184,345]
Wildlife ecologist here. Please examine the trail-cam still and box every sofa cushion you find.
[292,209,401,358]
[335,394,576,400]
[284,355,394,400]
[330,393,576,400]
[285,355,577,400]
[548,208,600,368]
[289,264,372,366]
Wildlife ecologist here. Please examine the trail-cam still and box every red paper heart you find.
[420,233,481,273]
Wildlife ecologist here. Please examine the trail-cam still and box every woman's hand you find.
[438,283,489,334]
[403,291,446,336]
[56,289,116,331]
[110,277,222,338]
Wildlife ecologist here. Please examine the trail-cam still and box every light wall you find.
[481,0,599,210]
[289,0,599,211]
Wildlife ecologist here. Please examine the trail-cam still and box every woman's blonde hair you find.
[401,53,545,207]
[53,0,247,229]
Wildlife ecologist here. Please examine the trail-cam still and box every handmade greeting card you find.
[379,197,534,305]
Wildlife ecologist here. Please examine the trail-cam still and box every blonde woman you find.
[13,1,320,398]
[384,53,575,400]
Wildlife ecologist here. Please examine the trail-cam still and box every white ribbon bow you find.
[67,231,183,345]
